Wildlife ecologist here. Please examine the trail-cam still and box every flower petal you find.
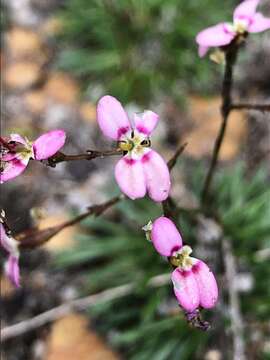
[248,13,270,32]
[0,224,18,255]
[198,45,209,58]
[233,0,260,21]
[114,156,146,200]
[10,133,28,146]
[134,111,159,135]
[171,268,200,313]
[6,255,20,287]
[196,23,235,52]
[33,129,66,160]
[97,95,131,140]
[151,216,182,257]
[142,150,171,202]
[192,260,218,309]
[0,157,29,183]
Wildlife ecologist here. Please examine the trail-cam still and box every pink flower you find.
[97,95,171,202]
[151,216,218,313]
[196,0,270,57]
[0,223,20,287]
[0,130,66,183]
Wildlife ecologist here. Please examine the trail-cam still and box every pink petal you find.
[171,268,200,313]
[97,95,131,140]
[10,133,28,146]
[248,13,270,32]
[0,156,29,183]
[198,45,209,58]
[1,224,14,253]
[196,23,235,51]
[192,260,218,309]
[134,111,159,135]
[6,255,20,287]
[233,0,260,21]
[114,156,146,200]
[142,150,171,202]
[33,129,66,160]
[151,216,182,257]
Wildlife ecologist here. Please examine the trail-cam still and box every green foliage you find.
[55,163,270,359]
[56,0,235,105]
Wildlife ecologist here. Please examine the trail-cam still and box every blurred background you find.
[1,0,270,359]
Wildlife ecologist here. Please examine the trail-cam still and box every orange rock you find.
[25,90,46,114]
[4,62,41,89]
[6,28,44,59]
[45,72,79,105]
[185,96,247,161]
[46,314,119,360]
[38,215,75,252]
[80,102,96,122]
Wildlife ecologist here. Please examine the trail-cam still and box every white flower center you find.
[226,18,249,34]
[171,245,195,270]
[118,129,151,159]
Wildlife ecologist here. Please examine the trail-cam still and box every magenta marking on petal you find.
[117,126,130,139]
[192,262,201,273]
[181,270,192,278]
[136,125,149,135]
[124,158,136,165]
[171,245,182,255]
[141,152,151,163]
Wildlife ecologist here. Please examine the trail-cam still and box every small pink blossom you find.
[0,223,20,287]
[0,130,66,183]
[97,95,171,202]
[196,0,270,57]
[151,216,218,313]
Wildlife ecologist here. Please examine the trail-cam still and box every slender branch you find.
[201,44,239,203]
[46,149,122,167]
[221,237,246,360]
[162,143,188,220]
[167,142,188,171]
[230,103,270,112]
[0,273,170,342]
[17,195,123,248]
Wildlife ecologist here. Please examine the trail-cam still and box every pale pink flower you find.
[0,130,66,183]
[151,216,218,312]
[196,0,270,57]
[0,223,20,287]
[97,95,171,202]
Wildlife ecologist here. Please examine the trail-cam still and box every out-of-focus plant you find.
[56,0,235,105]
[53,163,270,359]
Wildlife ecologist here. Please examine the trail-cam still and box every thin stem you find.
[167,142,188,171]
[230,103,270,112]
[201,45,239,203]
[0,273,170,342]
[46,149,122,167]
[17,195,123,248]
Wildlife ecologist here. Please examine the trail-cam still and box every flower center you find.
[118,129,151,157]
[232,19,248,34]
[170,245,194,270]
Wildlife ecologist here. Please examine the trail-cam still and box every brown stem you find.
[201,44,239,203]
[17,195,123,248]
[167,142,188,171]
[46,149,122,167]
[230,103,270,112]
